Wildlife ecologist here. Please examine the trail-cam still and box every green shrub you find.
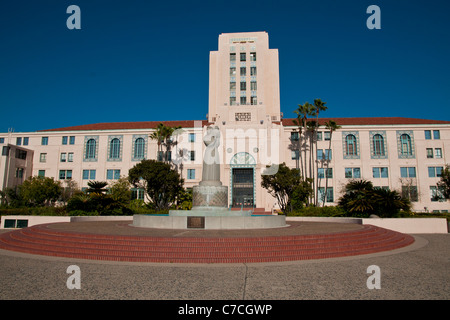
[289,206,346,217]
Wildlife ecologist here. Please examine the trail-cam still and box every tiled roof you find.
[38,117,450,132]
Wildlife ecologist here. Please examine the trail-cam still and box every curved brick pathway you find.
[0,221,415,263]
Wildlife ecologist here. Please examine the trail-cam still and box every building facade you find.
[1,32,449,213]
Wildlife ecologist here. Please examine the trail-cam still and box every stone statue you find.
[200,126,222,187]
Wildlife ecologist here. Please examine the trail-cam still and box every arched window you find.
[85,139,96,159]
[345,134,357,156]
[400,134,412,156]
[373,134,385,156]
[110,138,121,159]
[134,137,145,159]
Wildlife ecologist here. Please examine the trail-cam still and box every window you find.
[230,67,236,76]
[60,153,67,162]
[240,96,247,105]
[40,153,47,163]
[59,170,72,180]
[109,138,121,159]
[240,67,246,76]
[317,149,332,160]
[240,52,246,61]
[318,168,333,179]
[230,82,236,90]
[318,187,334,203]
[316,132,323,141]
[250,66,257,76]
[250,96,257,105]
[69,136,75,145]
[85,139,96,159]
[400,134,412,156]
[428,166,443,178]
[23,137,28,145]
[68,152,74,162]
[62,136,68,145]
[324,131,331,141]
[157,151,164,161]
[133,138,145,159]
[345,167,361,179]
[426,148,434,158]
[345,134,358,156]
[15,149,27,160]
[430,186,444,202]
[230,53,236,62]
[435,148,442,159]
[131,188,145,200]
[400,167,416,178]
[15,168,24,178]
[373,167,389,178]
[291,150,299,160]
[188,133,195,143]
[38,170,45,178]
[402,186,418,202]
[433,130,440,140]
[187,169,195,180]
[290,132,299,141]
[425,130,432,140]
[0,138,4,143]
[189,150,195,161]
[372,134,385,156]
[250,52,256,61]
[41,137,48,145]
[250,81,257,90]
[230,96,236,106]
[16,137,22,145]
[106,169,120,180]
[240,82,246,91]
[82,170,96,180]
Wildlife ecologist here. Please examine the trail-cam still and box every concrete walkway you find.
[0,231,448,300]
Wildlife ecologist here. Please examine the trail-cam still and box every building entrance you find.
[232,168,254,208]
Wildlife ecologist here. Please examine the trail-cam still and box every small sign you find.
[187,216,205,229]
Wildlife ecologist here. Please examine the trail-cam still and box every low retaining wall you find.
[0,215,132,229]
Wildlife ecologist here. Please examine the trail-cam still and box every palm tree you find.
[313,99,328,205]
[86,181,108,195]
[306,120,318,205]
[323,120,341,206]
[150,123,165,161]
[293,102,315,184]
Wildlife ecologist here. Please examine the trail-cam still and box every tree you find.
[313,99,328,205]
[150,123,182,164]
[19,176,63,207]
[437,164,450,200]
[323,120,341,207]
[261,163,313,214]
[128,159,184,211]
[86,181,108,195]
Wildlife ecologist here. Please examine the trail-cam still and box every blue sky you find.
[1,0,449,132]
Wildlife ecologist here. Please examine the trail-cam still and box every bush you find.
[289,206,346,217]
[68,210,99,216]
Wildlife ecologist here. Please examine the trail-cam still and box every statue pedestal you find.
[192,185,228,208]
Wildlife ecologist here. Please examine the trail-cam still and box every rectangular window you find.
[290,132,299,141]
[131,188,145,200]
[433,130,440,140]
[291,150,299,160]
[318,168,332,179]
[373,167,389,178]
[250,66,257,76]
[230,82,236,90]
[318,187,334,203]
[402,186,418,202]
[60,153,67,162]
[83,170,96,180]
[15,149,27,160]
[40,153,47,163]
[430,186,444,201]
[400,167,416,178]
[316,132,323,141]
[23,137,29,145]
[0,138,4,143]
[16,168,24,178]
[69,136,75,145]
[189,150,195,161]
[38,170,45,177]
[240,82,246,91]
[324,132,331,141]
[230,53,236,62]
[230,67,236,76]
[345,168,361,179]
[250,81,257,90]
[240,67,246,76]
[68,152,74,162]
[188,133,195,143]
[187,169,195,180]
[240,52,246,61]
[59,170,72,180]
[240,96,247,105]
[107,169,120,180]
[250,96,257,105]
[230,96,236,106]
[435,148,442,158]
[62,136,68,145]
[428,166,443,178]
[426,148,433,158]
[250,52,256,61]
[16,137,22,145]
[425,130,432,140]
[41,137,48,145]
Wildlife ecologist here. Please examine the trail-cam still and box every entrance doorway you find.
[232,168,254,208]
